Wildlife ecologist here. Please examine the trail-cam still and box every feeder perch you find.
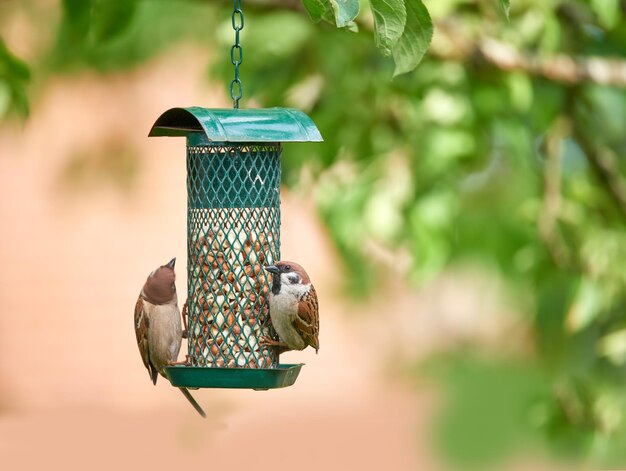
[149,107,322,389]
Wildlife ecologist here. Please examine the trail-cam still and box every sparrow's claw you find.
[260,336,290,350]
[168,355,192,367]
[259,335,276,347]
[181,300,189,336]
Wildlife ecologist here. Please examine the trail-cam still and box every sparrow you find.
[261,261,319,353]
[134,258,206,418]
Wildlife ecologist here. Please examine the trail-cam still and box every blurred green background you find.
[3,0,626,469]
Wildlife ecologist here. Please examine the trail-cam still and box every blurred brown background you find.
[4,1,626,470]
[0,51,436,471]
[0,49,532,471]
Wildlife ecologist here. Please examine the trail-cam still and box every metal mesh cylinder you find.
[186,134,281,369]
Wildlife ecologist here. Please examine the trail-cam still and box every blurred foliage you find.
[0,38,30,118]
[50,0,217,71]
[422,354,553,468]
[2,0,626,468]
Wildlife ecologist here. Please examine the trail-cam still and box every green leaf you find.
[0,39,30,118]
[599,330,626,365]
[301,0,358,28]
[370,0,407,56]
[329,0,360,28]
[62,0,93,38]
[429,356,551,468]
[61,0,138,45]
[566,279,602,333]
[392,0,432,76]
[92,0,139,42]
[500,0,510,20]
[345,20,359,32]
[591,0,621,30]
[0,82,11,118]
[301,0,334,23]
[0,43,30,82]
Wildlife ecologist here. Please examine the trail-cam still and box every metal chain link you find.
[230,0,244,109]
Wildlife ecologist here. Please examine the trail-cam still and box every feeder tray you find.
[149,107,322,389]
[165,363,303,391]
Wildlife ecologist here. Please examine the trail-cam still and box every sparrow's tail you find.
[178,388,206,418]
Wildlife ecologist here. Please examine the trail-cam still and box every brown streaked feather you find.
[134,296,158,384]
[294,285,319,352]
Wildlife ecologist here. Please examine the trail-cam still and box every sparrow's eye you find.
[284,265,291,271]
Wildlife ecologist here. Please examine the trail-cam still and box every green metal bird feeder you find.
[148,0,322,391]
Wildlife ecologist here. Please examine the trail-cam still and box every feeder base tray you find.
[164,363,303,390]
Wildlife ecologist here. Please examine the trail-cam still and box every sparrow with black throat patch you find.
[134,258,206,418]
[261,261,319,354]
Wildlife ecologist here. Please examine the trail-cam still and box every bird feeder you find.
[149,107,322,389]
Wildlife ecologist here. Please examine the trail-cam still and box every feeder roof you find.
[149,107,323,142]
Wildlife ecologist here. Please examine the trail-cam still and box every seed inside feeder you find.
[188,224,275,369]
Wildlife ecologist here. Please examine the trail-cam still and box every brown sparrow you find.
[261,261,319,353]
[134,258,206,418]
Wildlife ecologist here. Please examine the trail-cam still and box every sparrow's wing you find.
[134,296,158,384]
[294,286,319,352]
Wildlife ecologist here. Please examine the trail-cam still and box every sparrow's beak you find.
[264,265,279,275]
[166,258,176,269]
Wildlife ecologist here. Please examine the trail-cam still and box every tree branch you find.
[433,21,626,87]
[227,0,305,13]
[240,1,626,87]
[571,120,626,221]
[539,118,571,267]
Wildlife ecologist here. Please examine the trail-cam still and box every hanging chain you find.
[230,0,244,109]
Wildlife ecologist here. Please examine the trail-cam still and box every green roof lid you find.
[149,107,323,142]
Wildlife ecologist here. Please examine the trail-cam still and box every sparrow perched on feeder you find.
[261,261,319,353]
[134,258,206,418]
